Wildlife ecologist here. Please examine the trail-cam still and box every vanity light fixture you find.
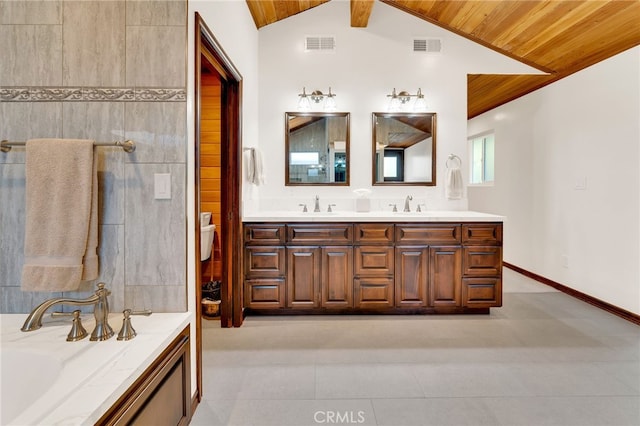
[298,87,311,111]
[387,88,426,111]
[298,87,337,111]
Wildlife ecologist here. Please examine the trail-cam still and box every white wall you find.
[254,0,539,212]
[469,47,640,315]
[186,0,259,396]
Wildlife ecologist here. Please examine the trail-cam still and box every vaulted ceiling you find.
[245,0,640,118]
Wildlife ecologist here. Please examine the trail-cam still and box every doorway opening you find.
[194,12,243,401]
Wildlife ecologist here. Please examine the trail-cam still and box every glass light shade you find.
[388,96,400,111]
[298,95,310,111]
[413,96,427,111]
[324,95,337,111]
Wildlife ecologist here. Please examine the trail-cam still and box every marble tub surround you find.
[0,313,190,426]
[0,0,188,314]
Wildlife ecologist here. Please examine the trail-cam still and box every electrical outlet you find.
[574,176,587,190]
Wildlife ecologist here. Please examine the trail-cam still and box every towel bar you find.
[1,139,136,153]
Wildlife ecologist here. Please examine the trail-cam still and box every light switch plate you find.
[154,173,171,199]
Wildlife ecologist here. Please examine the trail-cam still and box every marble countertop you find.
[242,210,505,222]
[1,312,190,425]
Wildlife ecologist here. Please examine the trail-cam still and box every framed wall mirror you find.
[285,112,350,185]
[372,112,436,186]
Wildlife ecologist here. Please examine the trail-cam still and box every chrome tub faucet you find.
[21,283,114,341]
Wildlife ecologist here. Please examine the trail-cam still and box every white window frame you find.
[468,131,495,186]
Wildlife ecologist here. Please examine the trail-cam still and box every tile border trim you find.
[0,87,186,102]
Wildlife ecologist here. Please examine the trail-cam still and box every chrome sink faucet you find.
[21,283,114,341]
[404,195,413,212]
[314,195,321,212]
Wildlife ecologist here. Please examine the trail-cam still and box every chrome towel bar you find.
[1,139,136,153]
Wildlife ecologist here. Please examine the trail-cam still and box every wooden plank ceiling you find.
[246,0,640,118]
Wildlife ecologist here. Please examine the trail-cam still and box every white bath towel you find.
[244,147,265,185]
[445,167,464,200]
[21,139,99,292]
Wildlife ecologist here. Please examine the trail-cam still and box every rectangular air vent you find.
[413,38,442,53]
[305,36,336,52]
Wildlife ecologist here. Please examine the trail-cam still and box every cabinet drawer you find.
[287,224,353,244]
[244,224,286,245]
[462,224,502,245]
[395,224,461,245]
[354,223,394,244]
[463,247,502,276]
[245,278,285,309]
[354,277,394,309]
[244,247,285,277]
[462,277,502,307]
[354,246,394,275]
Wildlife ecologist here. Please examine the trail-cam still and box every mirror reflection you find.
[286,112,350,185]
[372,112,436,186]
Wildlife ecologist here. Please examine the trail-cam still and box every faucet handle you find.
[389,203,398,213]
[327,204,336,213]
[117,309,137,341]
[299,203,308,213]
[416,203,426,212]
[67,310,88,342]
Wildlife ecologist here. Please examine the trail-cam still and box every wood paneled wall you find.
[200,72,222,282]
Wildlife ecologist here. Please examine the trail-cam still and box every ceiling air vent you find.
[413,38,442,53]
[305,36,336,52]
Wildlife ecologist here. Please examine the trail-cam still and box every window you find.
[382,150,404,182]
[469,133,494,184]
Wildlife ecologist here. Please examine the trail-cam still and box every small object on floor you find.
[202,280,221,300]
[201,299,221,318]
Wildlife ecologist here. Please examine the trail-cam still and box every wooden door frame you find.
[194,12,244,401]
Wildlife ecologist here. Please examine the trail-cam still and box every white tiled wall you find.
[0,0,188,313]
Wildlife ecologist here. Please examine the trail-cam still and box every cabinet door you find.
[321,246,353,308]
[244,247,285,277]
[354,277,394,309]
[462,277,502,308]
[355,246,394,276]
[463,246,502,276]
[429,246,462,308]
[244,278,285,309]
[395,246,428,307]
[244,224,286,245]
[287,247,320,308]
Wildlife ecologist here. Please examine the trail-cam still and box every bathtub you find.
[0,312,190,425]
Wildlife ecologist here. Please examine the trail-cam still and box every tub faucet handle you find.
[66,310,88,342]
[117,309,137,341]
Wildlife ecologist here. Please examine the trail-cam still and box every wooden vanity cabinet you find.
[395,224,462,308]
[461,224,503,308]
[287,224,354,309]
[243,221,502,314]
[244,224,286,309]
[354,224,395,308]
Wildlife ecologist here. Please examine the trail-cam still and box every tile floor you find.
[190,268,640,426]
